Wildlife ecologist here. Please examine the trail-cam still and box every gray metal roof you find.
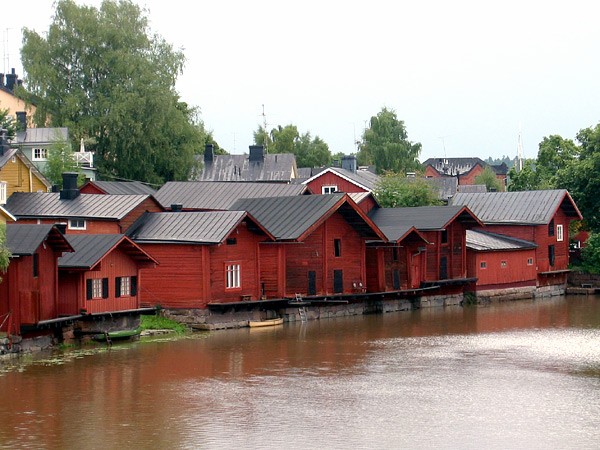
[194,153,297,182]
[85,181,156,195]
[127,210,251,244]
[466,230,537,251]
[6,224,72,255]
[369,205,479,234]
[230,193,382,241]
[59,234,123,268]
[456,184,488,194]
[5,192,153,220]
[58,234,155,269]
[451,190,582,225]
[16,128,69,144]
[154,181,307,211]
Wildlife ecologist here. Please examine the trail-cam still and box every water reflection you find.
[1,296,599,449]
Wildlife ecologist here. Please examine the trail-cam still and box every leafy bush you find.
[581,232,600,274]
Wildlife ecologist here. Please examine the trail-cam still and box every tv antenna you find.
[517,125,524,172]
[261,104,268,153]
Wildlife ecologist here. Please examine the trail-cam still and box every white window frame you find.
[120,276,131,296]
[92,279,103,299]
[226,264,241,289]
[32,147,48,161]
[322,185,338,194]
[0,181,6,205]
[480,261,487,269]
[556,224,564,242]
[527,257,534,266]
[68,219,86,230]
[501,260,507,268]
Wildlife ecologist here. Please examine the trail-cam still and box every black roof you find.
[154,181,307,211]
[466,230,537,252]
[6,224,73,255]
[127,210,267,244]
[83,181,156,195]
[58,234,156,269]
[369,205,481,233]
[230,193,384,241]
[5,192,154,220]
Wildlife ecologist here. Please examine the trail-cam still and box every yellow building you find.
[0,147,52,205]
[0,69,36,128]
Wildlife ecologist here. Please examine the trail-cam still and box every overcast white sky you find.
[3,0,600,162]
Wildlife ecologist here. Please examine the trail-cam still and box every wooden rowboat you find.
[248,317,284,328]
[91,326,142,342]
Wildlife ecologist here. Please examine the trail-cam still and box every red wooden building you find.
[1,224,73,335]
[368,205,482,293]
[58,234,157,315]
[452,190,583,289]
[423,157,508,191]
[303,164,380,195]
[5,173,163,234]
[128,210,274,308]
[466,230,538,292]
[230,193,387,299]
[79,180,157,196]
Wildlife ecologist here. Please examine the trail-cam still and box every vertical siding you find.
[138,243,206,309]
[286,227,324,295]
[120,198,164,233]
[259,244,282,298]
[58,272,79,316]
[81,248,140,314]
[306,172,368,194]
[469,249,537,289]
[209,222,262,303]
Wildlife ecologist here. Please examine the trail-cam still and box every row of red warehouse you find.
[0,172,582,337]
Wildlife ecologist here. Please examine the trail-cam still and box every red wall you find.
[468,249,537,290]
[17,218,121,234]
[306,172,369,194]
[59,247,142,315]
[79,184,105,195]
[138,221,266,308]
[422,220,467,281]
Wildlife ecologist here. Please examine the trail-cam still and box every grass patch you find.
[140,314,187,334]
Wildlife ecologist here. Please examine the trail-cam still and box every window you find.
[226,264,241,289]
[322,185,337,194]
[86,278,108,300]
[33,253,39,277]
[392,247,399,262]
[441,230,448,244]
[226,238,237,245]
[32,148,48,160]
[548,219,555,237]
[116,277,131,297]
[334,239,342,257]
[480,261,487,269]
[68,219,86,230]
[556,224,564,242]
[548,245,555,267]
[501,260,507,268]
[0,181,6,205]
[527,257,534,266]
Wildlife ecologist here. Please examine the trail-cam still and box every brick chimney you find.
[5,68,17,92]
[204,144,214,164]
[249,145,264,163]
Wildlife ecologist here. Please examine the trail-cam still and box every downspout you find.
[29,166,33,192]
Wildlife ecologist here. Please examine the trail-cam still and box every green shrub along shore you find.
[140,315,187,334]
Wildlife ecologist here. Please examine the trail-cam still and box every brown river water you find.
[1,295,599,449]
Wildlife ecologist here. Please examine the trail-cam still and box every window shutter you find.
[86,279,93,300]
[115,277,122,298]
[131,276,138,296]
[102,278,109,299]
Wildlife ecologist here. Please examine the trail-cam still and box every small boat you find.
[248,317,284,328]
[91,326,142,342]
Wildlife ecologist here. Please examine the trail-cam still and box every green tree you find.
[0,224,11,282]
[374,174,441,208]
[0,109,17,140]
[20,0,205,185]
[537,135,579,188]
[357,107,421,174]
[580,232,600,274]
[43,138,84,188]
[508,159,539,191]
[253,124,332,167]
[559,123,600,232]
[474,166,503,192]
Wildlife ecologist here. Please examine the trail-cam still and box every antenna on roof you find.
[261,104,268,154]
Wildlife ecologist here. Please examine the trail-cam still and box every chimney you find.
[0,74,4,88]
[204,144,214,164]
[60,172,80,200]
[54,223,67,234]
[170,203,183,212]
[249,145,264,163]
[341,155,357,173]
[5,68,17,92]
[0,129,9,156]
[16,112,26,131]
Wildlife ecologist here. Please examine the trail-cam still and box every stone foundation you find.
[0,334,54,356]
[534,284,566,298]
[474,286,536,303]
